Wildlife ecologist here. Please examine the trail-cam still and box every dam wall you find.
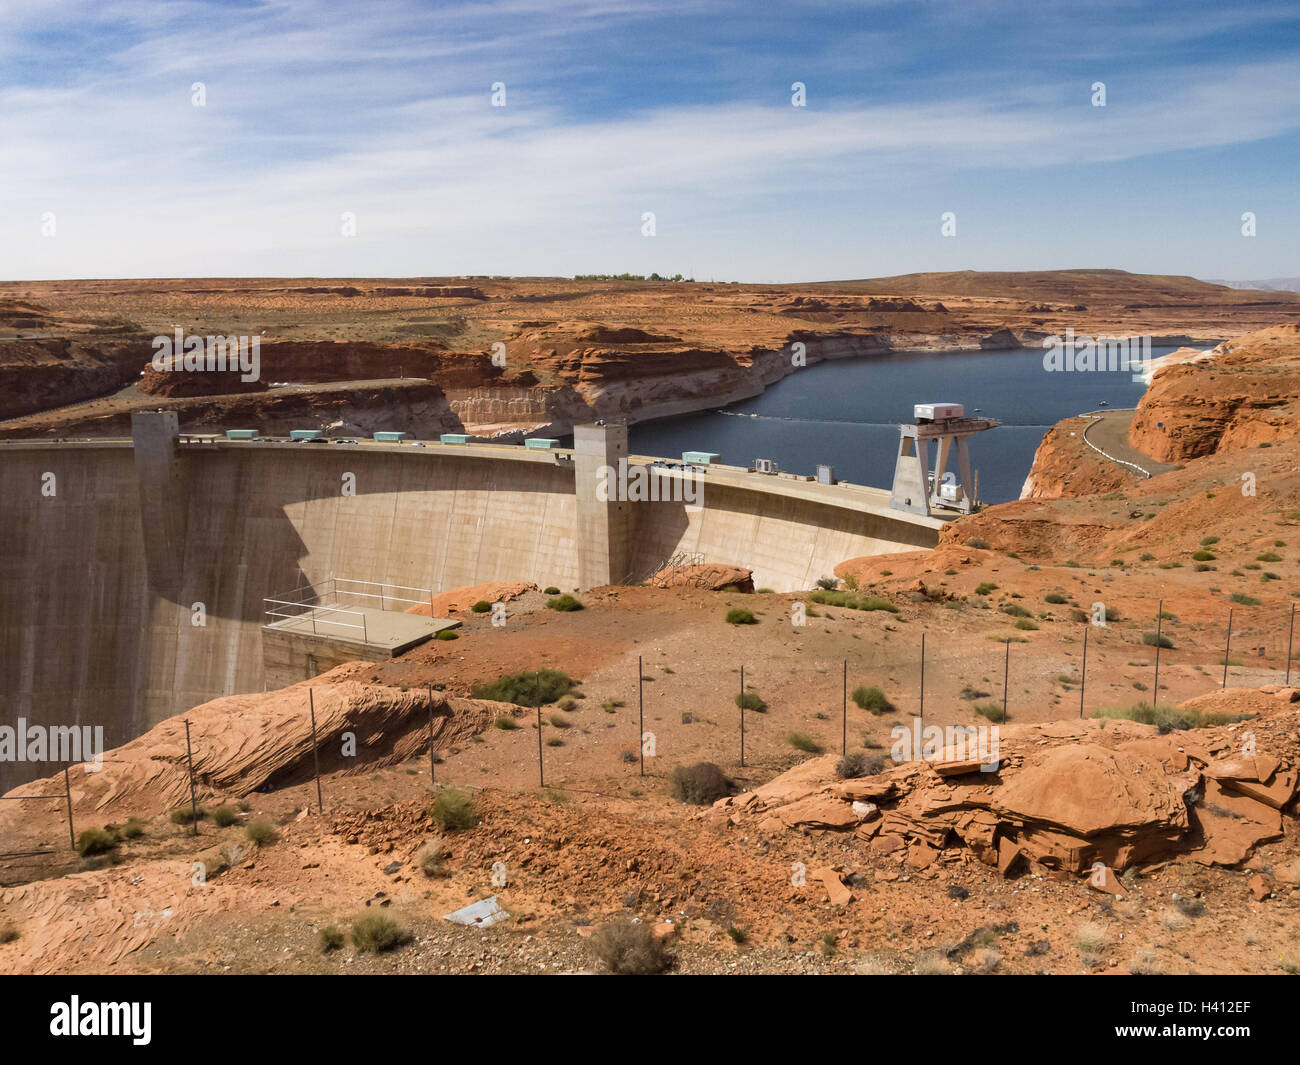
[0,429,943,789]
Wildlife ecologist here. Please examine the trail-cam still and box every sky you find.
[2,0,1298,282]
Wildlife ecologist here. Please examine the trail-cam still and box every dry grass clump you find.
[590,920,673,974]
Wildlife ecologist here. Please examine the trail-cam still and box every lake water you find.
[628,346,1184,504]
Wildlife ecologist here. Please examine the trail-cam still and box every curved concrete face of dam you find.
[0,419,944,789]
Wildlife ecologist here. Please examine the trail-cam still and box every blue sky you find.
[2,0,1298,281]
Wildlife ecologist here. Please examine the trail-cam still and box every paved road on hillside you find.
[1081,408,1177,477]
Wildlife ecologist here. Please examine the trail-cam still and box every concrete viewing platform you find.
[264,606,457,652]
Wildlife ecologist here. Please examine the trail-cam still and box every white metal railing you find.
[263,575,436,643]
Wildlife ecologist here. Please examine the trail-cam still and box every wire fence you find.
[4,601,1295,855]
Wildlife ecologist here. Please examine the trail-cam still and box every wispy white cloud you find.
[2,0,1298,279]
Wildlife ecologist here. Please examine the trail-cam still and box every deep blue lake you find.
[628,346,1183,504]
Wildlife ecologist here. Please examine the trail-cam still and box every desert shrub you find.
[727,926,748,944]
[1257,552,1282,562]
[351,913,408,954]
[1192,550,1216,562]
[852,685,894,715]
[213,805,238,828]
[788,732,822,753]
[1091,702,1249,731]
[416,837,449,877]
[601,699,623,713]
[734,690,766,712]
[590,919,673,974]
[170,805,205,825]
[814,576,839,590]
[121,817,144,839]
[471,599,492,613]
[1075,922,1108,954]
[319,925,345,952]
[1142,631,1174,649]
[1014,618,1038,630]
[473,669,575,706]
[0,922,18,944]
[836,752,885,779]
[621,749,638,763]
[76,828,117,857]
[1044,592,1067,604]
[429,789,479,832]
[545,736,564,747]
[1201,535,1220,546]
[967,538,990,550]
[494,715,520,730]
[809,590,898,613]
[975,582,998,596]
[546,594,583,612]
[1230,592,1261,606]
[436,629,459,641]
[972,702,1006,723]
[999,602,1032,618]
[544,586,560,595]
[548,712,570,729]
[669,762,731,805]
[246,821,276,847]
[726,607,757,625]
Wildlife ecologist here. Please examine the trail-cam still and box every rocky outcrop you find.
[648,564,754,592]
[1129,326,1300,462]
[0,663,504,821]
[0,337,153,420]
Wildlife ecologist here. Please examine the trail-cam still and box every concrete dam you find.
[0,415,947,789]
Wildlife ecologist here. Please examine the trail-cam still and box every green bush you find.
[548,712,570,728]
[726,607,758,625]
[544,586,561,595]
[494,715,520,730]
[590,919,673,974]
[809,590,898,613]
[213,805,238,828]
[121,817,144,839]
[669,763,731,805]
[246,821,276,847]
[975,582,998,596]
[473,669,575,706]
[734,690,766,712]
[76,828,117,857]
[1142,632,1174,649]
[1091,702,1249,732]
[319,925,345,953]
[1192,550,1216,562]
[1257,552,1282,563]
[788,732,822,753]
[1014,618,1038,630]
[1230,592,1261,606]
[435,629,459,641]
[351,913,408,954]
[852,685,894,715]
[547,594,583,611]
[973,702,1006,724]
[999,603,1032,618]
[471,599,492,613]
[1044,592,1067,604]
[429,788,479,832]
[170,805,205,825]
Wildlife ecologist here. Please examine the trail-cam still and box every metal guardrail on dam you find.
[0,434,954,528]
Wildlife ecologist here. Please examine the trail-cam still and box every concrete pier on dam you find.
[0,415,948,789]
